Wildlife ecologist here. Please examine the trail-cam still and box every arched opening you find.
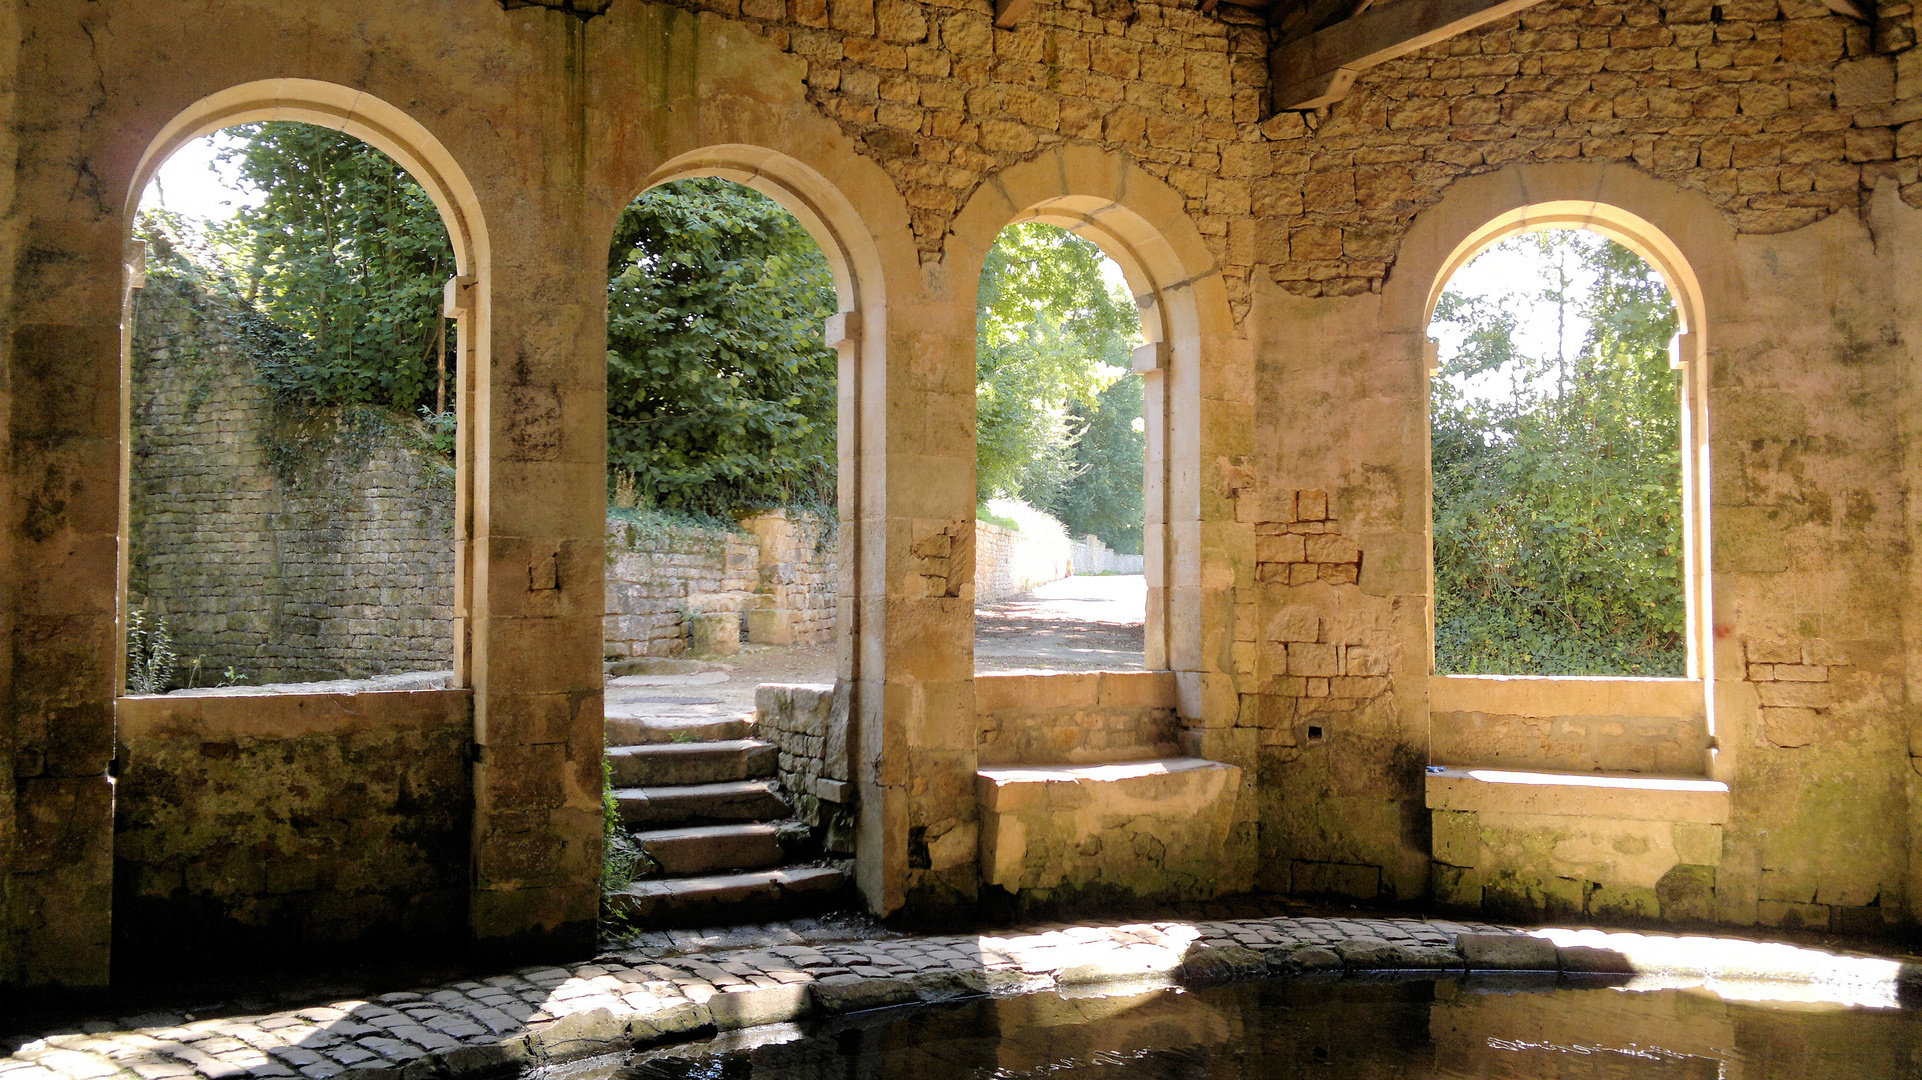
[1420,200,1715,777]
[1428,228,1684,678]
[959,188,1201,680]
[120,84,487,696]
[123,122,462,692]
[596,147,882,927]
[972,222,1147,674]
[108,81,490,973]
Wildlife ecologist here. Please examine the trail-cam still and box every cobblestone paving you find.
[4,912,1913,1080]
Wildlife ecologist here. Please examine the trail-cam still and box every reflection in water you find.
[616,977,1922,1079]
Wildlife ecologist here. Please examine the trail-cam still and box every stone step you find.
[607,739,778,787]
[605,711,754,748]
[614,780,791,826]
[608,866,848,926]
[631,822,786,876]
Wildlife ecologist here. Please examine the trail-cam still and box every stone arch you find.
[121,79,492,685]
[1388,162,1725,751]
[949,145,1234,673]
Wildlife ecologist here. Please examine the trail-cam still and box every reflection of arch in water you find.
[951,146,1235,675]
[122,79,491,687]
[1390,163,1719,765]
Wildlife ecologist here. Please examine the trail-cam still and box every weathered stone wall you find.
[112,691,472,970]
[1067,534,1143,575]
[976,671,1178,765]
[602,509,837,658]
[974,519,1073,601]
[16,0,1922,987]
[756,683,856,851]
[128,245,456,685]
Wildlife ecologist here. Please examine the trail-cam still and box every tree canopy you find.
[976,223,1145,553]
[1430,230,1685,676]
[605,178,839,518]
[215,122,455,417]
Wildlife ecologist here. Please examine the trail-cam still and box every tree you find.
[1054,374,1145,553]
[1430,230,1684,676]
[975,223,1141,548]
[605,178,839,517]
[216,122,455,416]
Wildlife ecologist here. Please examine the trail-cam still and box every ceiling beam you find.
[1821,0,1873,21]
[1270,0,1547,111]
[994,0,1034,29]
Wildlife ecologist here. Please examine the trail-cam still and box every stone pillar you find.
[2,8,118,983]
[465,129,604,957]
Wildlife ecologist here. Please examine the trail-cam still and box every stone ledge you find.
[978,758,1241,896]
[1430,674,1705,719]
[117,685,472,739]
[1425,766,1730,824]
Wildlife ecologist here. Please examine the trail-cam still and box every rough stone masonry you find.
[7,0,1922,989]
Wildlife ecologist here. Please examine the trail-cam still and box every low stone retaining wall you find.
[603,511,837,659]
[112,690,472,969]
[975,671,1179,766]
[754,682,855,852]
[1068,534,1144,575]
[975,520,1071,602]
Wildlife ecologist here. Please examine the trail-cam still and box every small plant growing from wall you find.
[125,609,177,695]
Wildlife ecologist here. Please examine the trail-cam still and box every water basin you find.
[604,976,1922,1078]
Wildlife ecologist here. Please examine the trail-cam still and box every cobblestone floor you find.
[6,906,1920,1080]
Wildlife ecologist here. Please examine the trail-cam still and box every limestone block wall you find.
[18,0,1922,988]
[756,683,856,850]
[975,520,1073,602]
[1067,534,1144,575]
[602,510,838,658]
[741,509,839,645]
[975,671,1180,766]
[127,249,455,685]
[112,691,472,970]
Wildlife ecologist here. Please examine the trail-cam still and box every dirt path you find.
[973,573,1146,672]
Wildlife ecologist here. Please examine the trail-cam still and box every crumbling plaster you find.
[4,0,1922,988]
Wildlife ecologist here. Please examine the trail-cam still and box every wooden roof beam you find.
[994,0,1034,28]
[1270,0,1548,111]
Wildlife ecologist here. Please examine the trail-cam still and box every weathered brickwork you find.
[128,241,455,685]
[1744,637,1846,748]
[661,0,1922,313]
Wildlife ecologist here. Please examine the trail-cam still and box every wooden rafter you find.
[1270,0,1548,111]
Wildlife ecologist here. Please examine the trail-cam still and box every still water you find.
[614,977,1922,1079]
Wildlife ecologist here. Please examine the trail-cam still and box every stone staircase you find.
[603,698,849,927]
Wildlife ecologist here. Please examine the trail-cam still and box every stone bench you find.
[977,757,1242,903]
[1425,765,1731,923]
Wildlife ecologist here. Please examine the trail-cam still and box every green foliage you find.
[602,758,644,898]
[606,178,839,518]
[126,609,178,695]
[976,503,1022,532]
[216,122,455,416]
[975,223,1143,551]
[1055,373,1145,554]
[1431,231,1685,676]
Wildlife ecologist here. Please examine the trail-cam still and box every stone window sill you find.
[1425,766,1729,824]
